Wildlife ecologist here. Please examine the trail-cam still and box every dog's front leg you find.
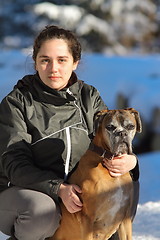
[117,218,132,240]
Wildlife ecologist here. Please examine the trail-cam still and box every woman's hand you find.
[103,154,137,177]
[58,183,83,213]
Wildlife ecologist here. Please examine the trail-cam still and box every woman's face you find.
[35,39,79,90]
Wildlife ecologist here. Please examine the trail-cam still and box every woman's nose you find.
[49,61,58,72]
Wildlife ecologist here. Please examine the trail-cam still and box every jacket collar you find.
[35,72,83,102]
[15,72,84,105]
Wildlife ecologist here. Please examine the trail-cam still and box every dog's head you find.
[93,108,142,156]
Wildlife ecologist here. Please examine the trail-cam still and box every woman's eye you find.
[41,59,49,63]
[58,58,66,63]
[106,125,116,131]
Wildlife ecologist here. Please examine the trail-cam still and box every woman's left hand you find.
[102,154,137,177]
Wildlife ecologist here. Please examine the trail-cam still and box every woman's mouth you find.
[48,76,60,80]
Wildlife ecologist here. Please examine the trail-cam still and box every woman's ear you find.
[73,61,79,71]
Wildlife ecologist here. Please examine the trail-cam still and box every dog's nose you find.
[116,130,127,137]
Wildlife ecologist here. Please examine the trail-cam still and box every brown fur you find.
[50,108,142,240]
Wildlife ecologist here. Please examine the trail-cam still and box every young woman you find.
[0,25,139,240]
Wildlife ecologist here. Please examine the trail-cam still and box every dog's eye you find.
[106,125,116,131]
[126,124,135,130]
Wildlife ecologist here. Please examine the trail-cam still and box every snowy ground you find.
[132,152,160,240]
[0,50,160,239]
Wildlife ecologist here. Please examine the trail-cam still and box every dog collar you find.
[89,142,113,160]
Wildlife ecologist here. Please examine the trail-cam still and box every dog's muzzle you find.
[110,131,132,156]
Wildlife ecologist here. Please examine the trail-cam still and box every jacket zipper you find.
[31,88,88,181]
[64,127,71,180]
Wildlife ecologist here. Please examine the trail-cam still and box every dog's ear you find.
[126,108,142,133]
[93,110,108,136]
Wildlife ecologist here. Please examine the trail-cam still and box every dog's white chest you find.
[108,185,129,219]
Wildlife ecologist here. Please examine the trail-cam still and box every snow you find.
[109,0,124,17]
[133,152,160,239]
[0,0,158,55]
[0,50,160,239]
[29,0,157,55]
[33,3,85,28]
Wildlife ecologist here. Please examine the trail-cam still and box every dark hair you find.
[32,25,81,63]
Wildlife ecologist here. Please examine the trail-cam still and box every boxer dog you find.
[50,108,142,240]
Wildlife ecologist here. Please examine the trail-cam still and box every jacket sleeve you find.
[80,84,107,137]
[92,86,108,113]
[130,156,140,181]
[0,95,63,202]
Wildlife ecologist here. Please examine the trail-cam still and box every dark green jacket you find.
[0,73,139,201]
[0,73,108,201]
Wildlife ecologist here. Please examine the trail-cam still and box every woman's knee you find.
[31,193,61,229]
[14,189,61,239]
[0,187,61,239]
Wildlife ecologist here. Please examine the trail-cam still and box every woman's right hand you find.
[58,183,83,213]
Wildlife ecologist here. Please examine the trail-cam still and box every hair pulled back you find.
[32,25,81,63]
